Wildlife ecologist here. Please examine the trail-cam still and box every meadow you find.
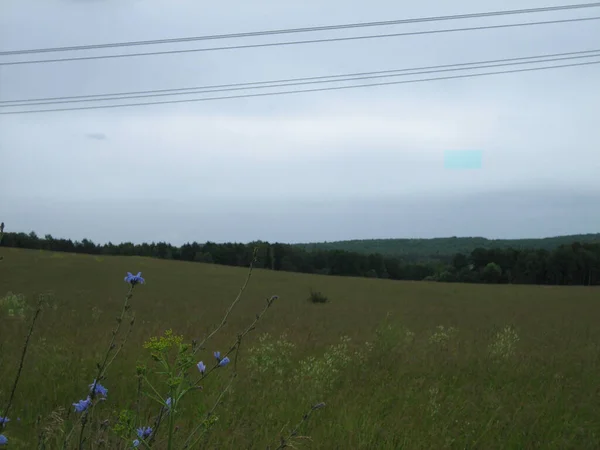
[1,247,600,449]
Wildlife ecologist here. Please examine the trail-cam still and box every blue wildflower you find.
[0,434,7,445]
[136,426,152,439]
[132,439,140,448]
[165,397,172,408]
[0,417,8,427]
[214,351,230,366]
[196,361,206,374]
[124,272,145,285]
[89,380,108,397]
[73,397,92,413]
[218,356,231,367]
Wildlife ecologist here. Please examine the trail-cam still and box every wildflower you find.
[124,272,145,285]
[132,439,140,448]
[137,426,152,440]
[89,380,108,397]
[197,361,206,374]
[73,397,92,413]
[218,356,231,367]
[0,435,7,445]
[214,351,230,367]
[0,417,8,427]
[165,397,172,408]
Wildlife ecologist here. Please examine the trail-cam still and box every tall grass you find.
[0,248,324,448]
[1,247,600,448]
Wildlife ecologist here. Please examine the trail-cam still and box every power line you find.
[1,2,599,56]
[3,48,599,105]
[2,16,598,66]
[2,59,598,115]
[3,50,600,107]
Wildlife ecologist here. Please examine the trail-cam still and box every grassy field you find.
[2,247,600,449]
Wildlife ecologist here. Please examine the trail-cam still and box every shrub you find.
[308,288,329,304]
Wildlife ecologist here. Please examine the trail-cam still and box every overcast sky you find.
[1,0,599,245]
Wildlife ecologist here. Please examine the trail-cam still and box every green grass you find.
[2,248,600,449]
[295,233,600,257]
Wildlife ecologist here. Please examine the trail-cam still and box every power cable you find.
[3,48,599,105]
[3,50,600,107]
[1,16,598,66]
[2,59,598,115]
[1,2,599,55]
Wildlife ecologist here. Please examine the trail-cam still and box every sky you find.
[1,0,599,245]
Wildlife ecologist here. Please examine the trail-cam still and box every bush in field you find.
[308,288,329,304]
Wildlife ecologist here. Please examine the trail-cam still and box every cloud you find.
[3,187,600,245]
[85,132,107,140]
[2,0,599,243]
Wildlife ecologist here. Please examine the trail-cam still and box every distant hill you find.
[295,233,600,259]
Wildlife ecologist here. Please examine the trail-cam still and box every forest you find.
[2,230,600,285]
[294,233,600,258]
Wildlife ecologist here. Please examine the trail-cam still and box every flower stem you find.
[167,396,175,450]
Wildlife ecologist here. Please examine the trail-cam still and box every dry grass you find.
[1,248,600,448]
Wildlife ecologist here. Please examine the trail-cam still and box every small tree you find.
[482,262,502,283]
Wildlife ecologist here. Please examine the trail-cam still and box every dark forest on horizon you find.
[2,230,600,286]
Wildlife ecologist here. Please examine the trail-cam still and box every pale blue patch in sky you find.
[444,150,483,169]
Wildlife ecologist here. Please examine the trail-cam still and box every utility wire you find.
[3,50,600,107]
[3,48,599,105]
[1,2,599,55]
[2,59,598,115]
[1,16,598,66]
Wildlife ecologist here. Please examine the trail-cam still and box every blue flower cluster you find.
[133,426,153,447]
[73,397,92,413]
[195,351,230,376]
[89,379,108,397]
[72,380,109,413]
[214,351,231,367]
[0,416,8,446]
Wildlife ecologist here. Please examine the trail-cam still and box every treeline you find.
[2,231,600,286]
[295,233,600,258]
